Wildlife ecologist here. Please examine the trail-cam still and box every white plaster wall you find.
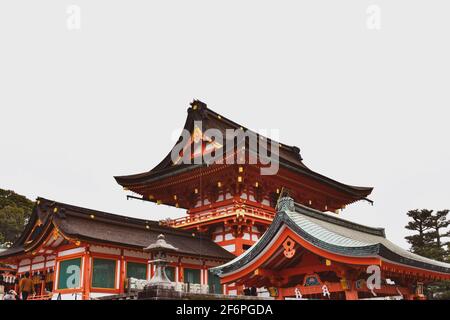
[222,244,236,253]
[18,266,30,273]
[46,260,55,268]
[58,247,85,257]
[19,259,31,266]
[32,256,45,263]
[224,233,234,240]
[31,262,45,270]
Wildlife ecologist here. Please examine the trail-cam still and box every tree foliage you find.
[405,208,450,299]
[405,209,435,258]
[0,188,35,246]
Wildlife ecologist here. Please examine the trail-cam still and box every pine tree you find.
[404,209,434,257]
[429,210,450,261]
[405,208,450,300]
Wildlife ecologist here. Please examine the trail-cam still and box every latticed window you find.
[208,271,222,294]
[183,268,200,284]
[125,262,146,280]
[92,258,116,289]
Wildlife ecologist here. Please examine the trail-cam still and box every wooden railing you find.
[162,205,275,228]
[27,293,53,300]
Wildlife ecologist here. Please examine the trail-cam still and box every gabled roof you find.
[211,198,450,277]
[114,100,373,204]
[0,198,234,261]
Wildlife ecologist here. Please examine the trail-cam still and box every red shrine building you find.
[0,198,232,300]
[114,100,373,255]
[1,100,450,300]
[211,194,450,300]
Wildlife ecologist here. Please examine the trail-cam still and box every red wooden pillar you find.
[276,287,284,300]
[14,259,20,294]
[178,257,183,283]
[234,236,243,256]
[83,247,91,300]
[119,250,126,294]
[202,260,207,286]
[344,290,359,300]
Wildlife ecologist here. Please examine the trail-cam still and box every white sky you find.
[1,1,449,249]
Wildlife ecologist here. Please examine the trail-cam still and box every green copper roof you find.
[286,212,370,247]
[212,199,450,276]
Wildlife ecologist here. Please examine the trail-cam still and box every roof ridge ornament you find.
[189,99,207,112]
[292,146,303,161]
[276,188,295,212]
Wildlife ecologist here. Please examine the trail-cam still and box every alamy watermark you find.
[366,4,381,30]
[170,121,280,175]
[66,5,81,30]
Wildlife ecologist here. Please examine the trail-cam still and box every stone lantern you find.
[143,234,178,289]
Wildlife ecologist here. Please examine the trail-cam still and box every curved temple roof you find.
[0,198,234,261]
[114,100,373,205]
[211,199,450,277]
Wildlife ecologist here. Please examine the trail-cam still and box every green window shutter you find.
[165,266,175,282]
[57,258,82,290]
[92,258,117,289]
[208,271,222,294]
[126,262,147,280]
[183,268,201,284]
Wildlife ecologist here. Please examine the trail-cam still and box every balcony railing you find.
[161,204,275,228]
